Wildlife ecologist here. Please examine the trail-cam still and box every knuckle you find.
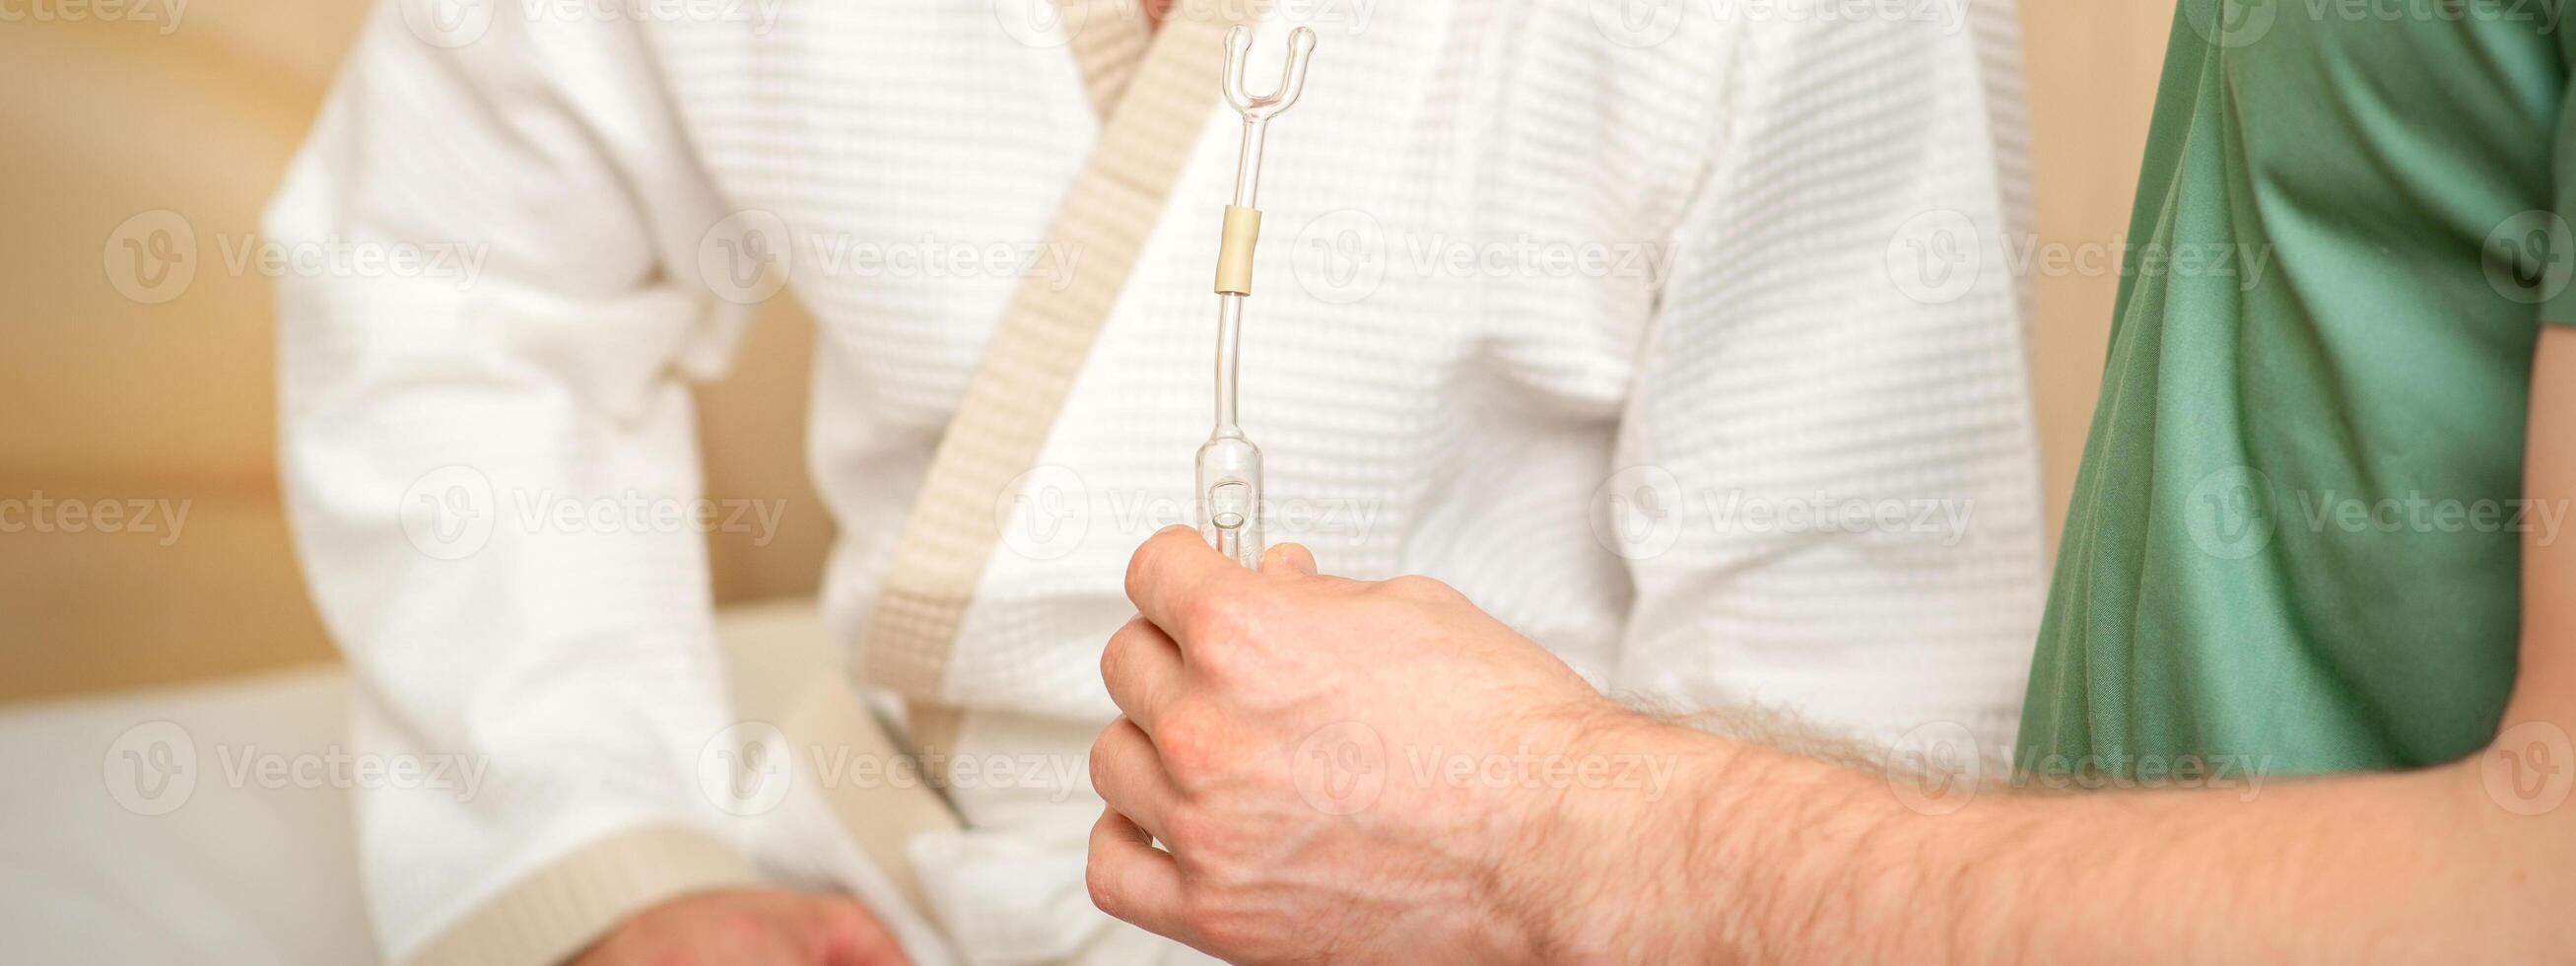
[1153,706,1227,782]
[1380,573,1460,603]
[1098,629,1126,684]
[1183,595,1278,674]
[1181,900,1256,952]
[1088,734,1116,790]
[1125,526,1196,604]
[1162,804,1216,852]
[1187,639,1245,687]
[1088,720,1136,789]
[1123,539,1165,604]
[813,901,874,943]
[1084,869,1115,914]
[1177,590,1235,641]
[707,910,768,954]
[1156,733,1206,784]
[1084,857,1122,915]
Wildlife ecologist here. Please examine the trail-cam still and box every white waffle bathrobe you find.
[269,0,2048,962]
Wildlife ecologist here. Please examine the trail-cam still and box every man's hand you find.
[1094,332,2576,964]
[570,889,908,966]
[1086,526,1692,963]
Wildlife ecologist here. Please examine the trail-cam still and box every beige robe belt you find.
[859,0,1261,712]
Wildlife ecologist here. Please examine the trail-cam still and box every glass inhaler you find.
[1196,25,1316,568]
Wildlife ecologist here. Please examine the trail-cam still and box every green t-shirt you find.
[2018,0,2575,779]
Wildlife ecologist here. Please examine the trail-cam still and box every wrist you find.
[1679,732,1973,965]
[1503,710,1742,961]
[1510,714,1935,965]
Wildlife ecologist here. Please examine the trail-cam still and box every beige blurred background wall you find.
[0,3,2175,703]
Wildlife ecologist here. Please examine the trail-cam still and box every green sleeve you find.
[2020,4,2564,775]
[2545,49,2576,326]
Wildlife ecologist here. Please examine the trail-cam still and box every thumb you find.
[1258,542,1318,577]
[808,895,907,966]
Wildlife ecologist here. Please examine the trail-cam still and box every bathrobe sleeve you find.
[1606,1,2050,753]
[267,5,765,962]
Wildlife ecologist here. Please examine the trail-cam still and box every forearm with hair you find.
[1586,730,2565,965]
[1514,337,2576,963]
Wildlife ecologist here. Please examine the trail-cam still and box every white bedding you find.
[0,599,834,965]
[0,667,377,964]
